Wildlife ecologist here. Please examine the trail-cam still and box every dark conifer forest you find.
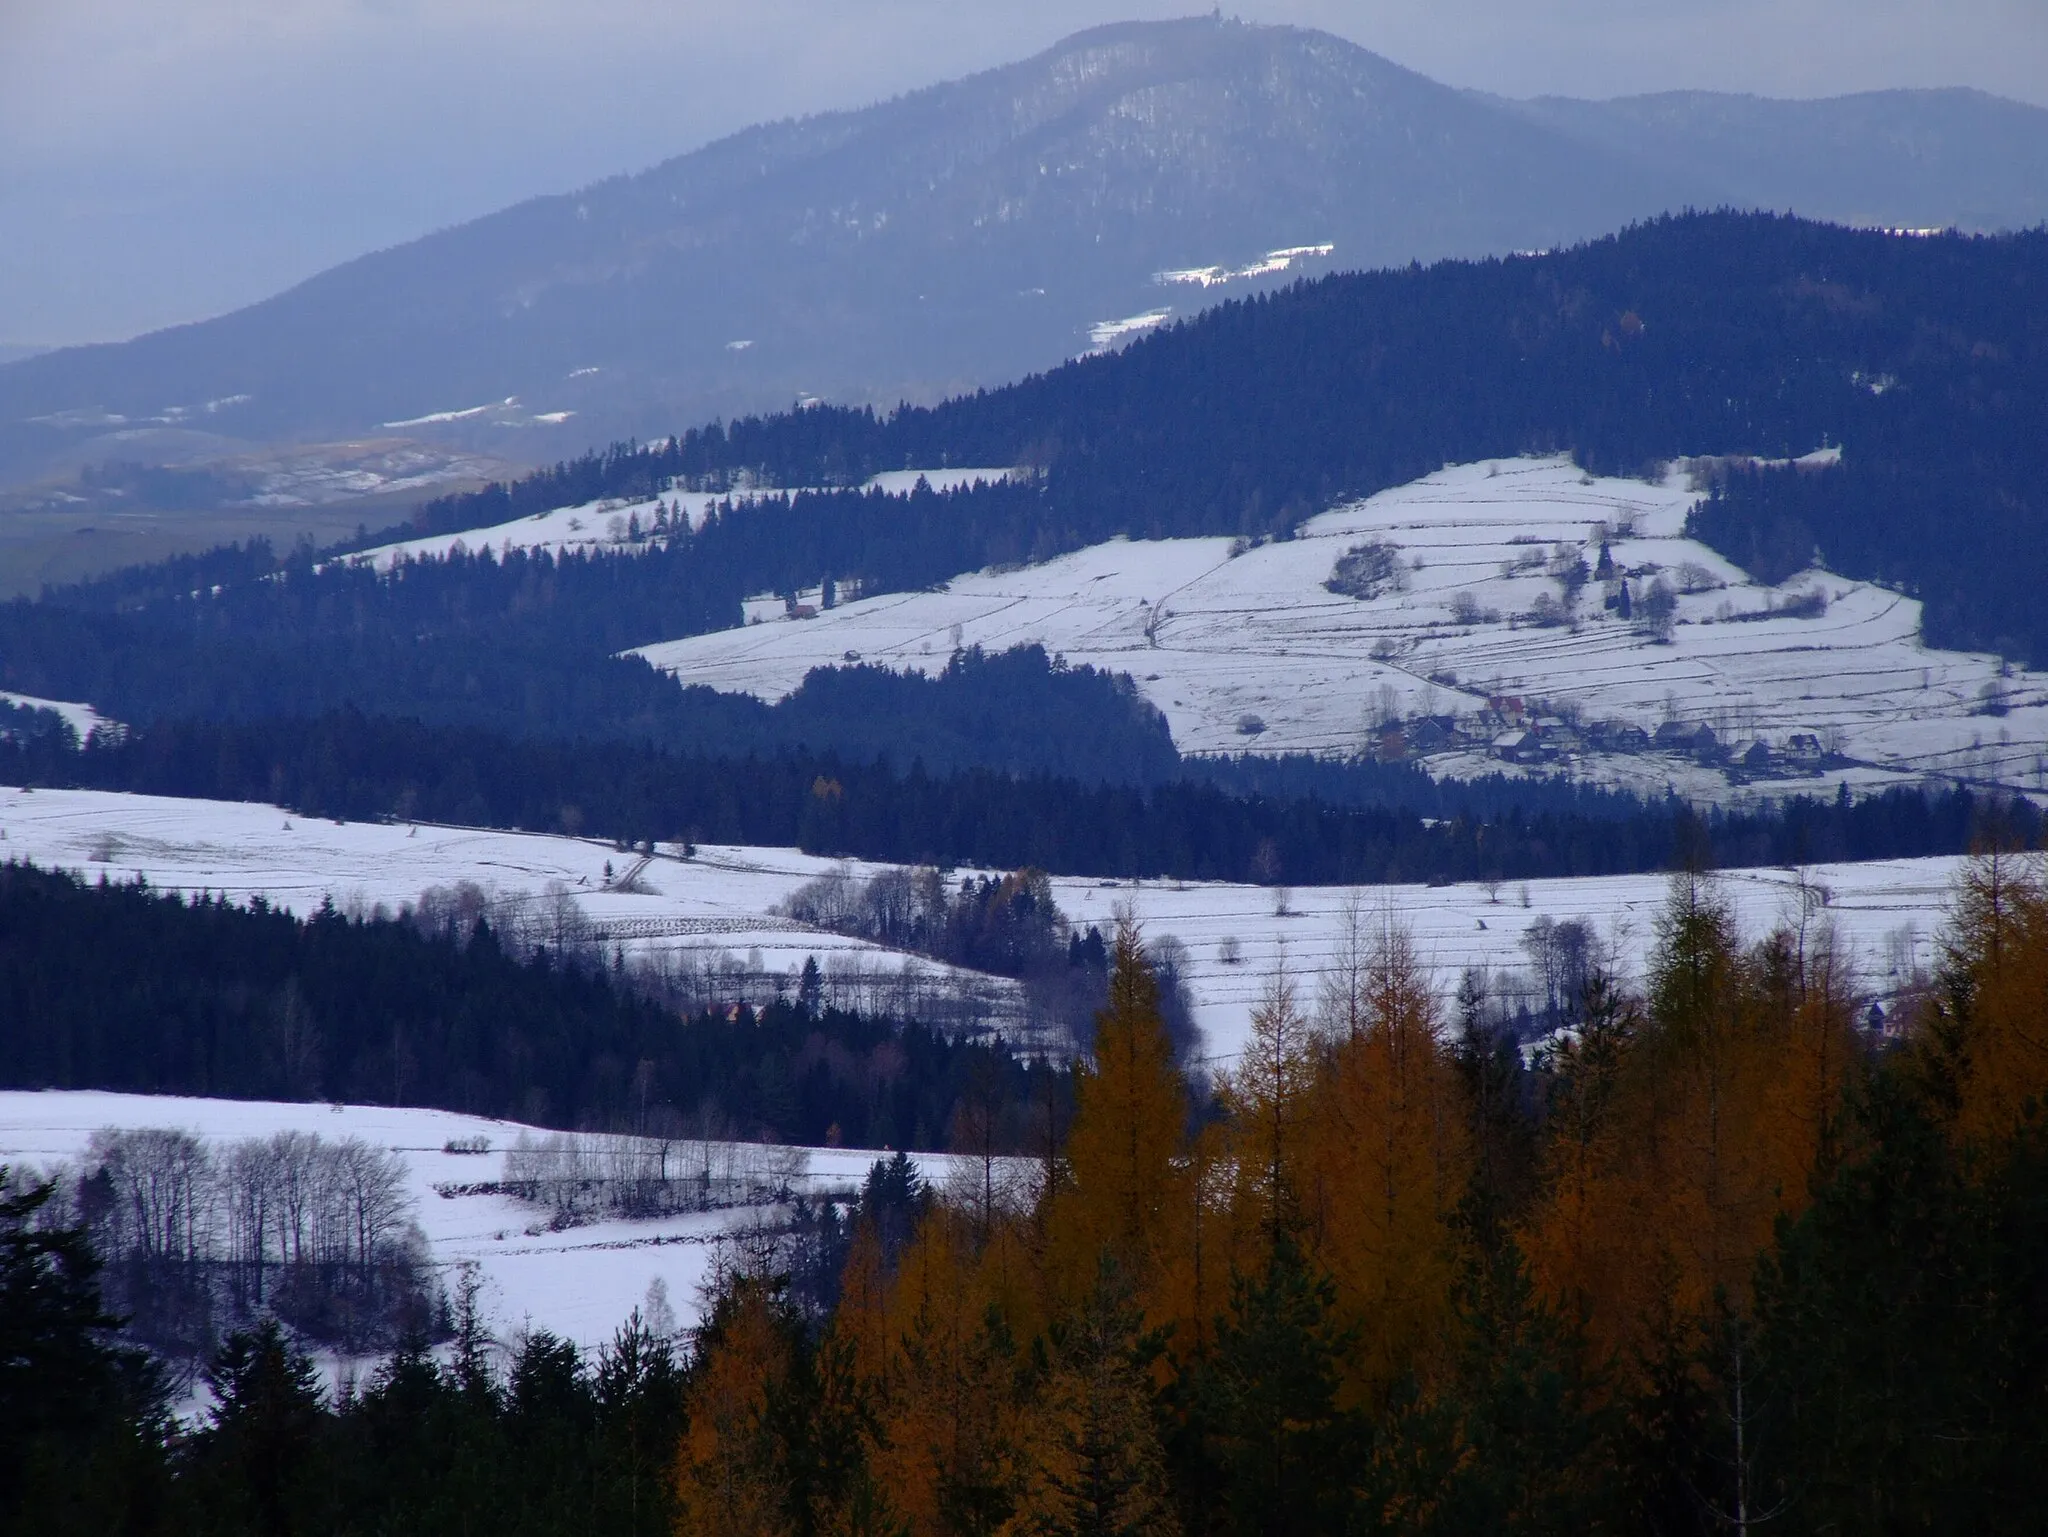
[0,861,1064,1151]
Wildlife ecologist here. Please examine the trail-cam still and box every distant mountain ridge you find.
[3,17,2045,500]
[1498,87,2048,233]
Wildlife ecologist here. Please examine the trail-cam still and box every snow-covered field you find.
[1,785,1972,1064]
[0,785,1017,1022]
[1052,856,1964,1055]
[335,466,1023,573]
[632,457,2048,803]
[0,1091,959,1351]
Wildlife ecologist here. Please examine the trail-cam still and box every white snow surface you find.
[0,785,1970,1066]
[1087,308,1172,351]
[1155,243,1335,288]
[632,457,2048,802]
[1052,856,1964,1060]
[0,690,110,740]
[0,1091,970,1352]
[0,785,1015,1019]
[334,468,1024,574]
[382,399,518,428]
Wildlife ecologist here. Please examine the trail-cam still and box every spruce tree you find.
[1198,1234,1361,1537]
[201,1321,328,1537]
[0,1171,165,1532]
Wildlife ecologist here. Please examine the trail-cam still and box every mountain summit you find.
[4,17,2045,498]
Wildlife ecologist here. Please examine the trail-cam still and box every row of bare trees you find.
[409,874,1045,1042]
[407,878,601,961]
[64,1126,437,1362]
[629,942,1026,1037]
[499,1130,810,1224]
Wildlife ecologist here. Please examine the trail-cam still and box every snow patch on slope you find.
[1155,242,1334,288]
[1087,308,1172,352]
[0,690,111,741]
[335,468,1024,573]
[382,398,520,428]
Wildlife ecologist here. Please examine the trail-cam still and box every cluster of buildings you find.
[1366,693,1833,782]
[1489,714,1830,779]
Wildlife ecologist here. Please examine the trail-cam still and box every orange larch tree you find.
[1298,917,1471,1398]
[1048,912,1193,1329]
[673,1277,799,1537]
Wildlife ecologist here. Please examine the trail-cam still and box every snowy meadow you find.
[2,784,1966,1066]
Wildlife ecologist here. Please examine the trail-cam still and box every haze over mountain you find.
[3,16,2045,506]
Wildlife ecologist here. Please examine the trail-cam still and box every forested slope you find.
[0,861,1060,1151]
[4,713,2025,886]
[6,215,2043,778]
[402,212,2048,661]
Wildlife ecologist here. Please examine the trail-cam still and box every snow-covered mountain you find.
[5,18,2046,502]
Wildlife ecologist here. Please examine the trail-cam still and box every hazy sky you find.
[5,0,2044,346]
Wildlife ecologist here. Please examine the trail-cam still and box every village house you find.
[1491,727,1533,762]
[1407,716,1453,755]
[1784,732,1826,771]
[1587,719,1651,753]
[1654,719,1713,751]
[1487,694,1528,726]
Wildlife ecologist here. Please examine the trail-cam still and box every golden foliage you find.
[673,1279,796,1537]
[1295,916,1470,1397]
[1049,913,1192,1323]
[674,861,2048,1532]
[1523,873,1865,1371]
[1222,961,1316,1250]
[1928,850,2048,1145]
[868,1214,1029,1537]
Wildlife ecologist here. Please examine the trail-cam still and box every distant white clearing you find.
[1156,242,1334,288]
[382,397,520,428]
[336,467,1025,573]
[1087,308,1172,351]
[0,690,111,741]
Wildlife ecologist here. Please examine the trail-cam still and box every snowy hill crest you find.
[633,458,2048,804]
